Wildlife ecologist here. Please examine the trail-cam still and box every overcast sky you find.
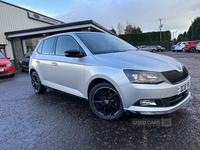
[3,0,200,37]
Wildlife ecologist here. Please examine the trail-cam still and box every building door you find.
[0,44,7,57]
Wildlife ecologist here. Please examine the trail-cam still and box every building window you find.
[22,37,42,54]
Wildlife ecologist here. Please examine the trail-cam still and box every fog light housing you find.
[140,100,157,106]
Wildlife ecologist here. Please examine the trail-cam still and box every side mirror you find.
[7,57,10,60]
[64,49,84,58]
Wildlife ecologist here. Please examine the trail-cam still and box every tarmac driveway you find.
[0,51,200,149]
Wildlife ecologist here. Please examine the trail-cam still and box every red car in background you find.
[0,52,15,77]
[184,40,200,52]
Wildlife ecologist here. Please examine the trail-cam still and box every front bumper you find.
[125,91,191,115]
[119,76,191,115]
[0,66,15,77]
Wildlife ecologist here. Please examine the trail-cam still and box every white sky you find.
[3,0,200,37]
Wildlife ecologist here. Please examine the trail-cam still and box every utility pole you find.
[159,19,163,44]
[191,21,193,40]
[173,31,177,45]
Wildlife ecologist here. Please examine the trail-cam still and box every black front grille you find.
[161,90,188,107]
[133,90,189,107]
[162,66,189,84]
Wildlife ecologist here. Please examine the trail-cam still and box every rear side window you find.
[36,41,43,54]
[42,37,55,55]
[55,36,79,56]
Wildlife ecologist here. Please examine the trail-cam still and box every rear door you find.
[35,37,55,87]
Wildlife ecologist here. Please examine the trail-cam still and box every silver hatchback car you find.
[29,32,191,120]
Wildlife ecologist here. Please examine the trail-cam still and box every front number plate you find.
[177,81,190,95]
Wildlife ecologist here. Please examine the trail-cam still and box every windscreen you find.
[76,32,137,54]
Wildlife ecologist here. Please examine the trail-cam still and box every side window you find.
[55,36,79,56]
[42,38,55,55]
[36,41,43,54]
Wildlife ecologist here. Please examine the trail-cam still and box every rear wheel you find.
[89,82,124,120]
[31,71,47,94]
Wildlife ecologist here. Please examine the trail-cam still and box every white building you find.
[0,0,64,60]
[0,1,111,67]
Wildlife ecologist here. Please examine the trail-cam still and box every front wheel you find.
[31,71,47,94]
[19,64,23,72]
[89,82,124,120]
[190,48,196,52]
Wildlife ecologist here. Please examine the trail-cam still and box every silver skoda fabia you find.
[29,32,191,120]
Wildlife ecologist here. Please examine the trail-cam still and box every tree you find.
[117,22,124,35]
[187,17,200,40]
[109,27,117,34]
[124,22,142,34]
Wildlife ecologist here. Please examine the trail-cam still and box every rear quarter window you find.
[36,41,44,54]
[41,37,55,55]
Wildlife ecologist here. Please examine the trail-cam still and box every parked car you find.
[156,45,165,51]
[18,51,33,72]
[184,40,200,52]
[149,45,165,51]
[171,41,188,52]
[137,45,156,52]
[196,43,200,52]
[171,41,190,52]
[29,32,191,120]
[0,52,15,77]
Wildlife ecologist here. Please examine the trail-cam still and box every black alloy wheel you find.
[89,82,124,120]
[31,71,47,94]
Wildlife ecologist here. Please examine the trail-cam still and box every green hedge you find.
[119,30,171,49]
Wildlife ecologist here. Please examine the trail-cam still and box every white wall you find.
[0,2,57,59]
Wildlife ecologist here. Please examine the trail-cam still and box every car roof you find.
[42,31,108,40]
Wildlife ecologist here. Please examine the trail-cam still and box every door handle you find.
[36,60,40,64]
[52,62,58,66]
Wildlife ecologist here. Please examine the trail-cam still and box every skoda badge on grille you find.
[176,65,183,72]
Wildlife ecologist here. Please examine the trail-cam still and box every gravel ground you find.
[0,51,200,150]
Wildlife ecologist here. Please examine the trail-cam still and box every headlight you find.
[6,63,12,67]
[124,70,166,84]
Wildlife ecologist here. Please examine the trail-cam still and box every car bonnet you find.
[92,51,183,72]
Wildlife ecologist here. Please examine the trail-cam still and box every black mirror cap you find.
[64,49,85,58]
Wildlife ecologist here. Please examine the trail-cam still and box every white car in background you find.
[171,41,190,52]
[196,43,200,52]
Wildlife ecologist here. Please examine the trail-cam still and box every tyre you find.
[89,82,124,120]
[31,71,47,94]
[173,50,175,52]
[19,64,23,72]
[181,48,185,52]
[190,48,196,52]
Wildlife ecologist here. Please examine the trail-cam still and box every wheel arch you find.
[87,78,113,99]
